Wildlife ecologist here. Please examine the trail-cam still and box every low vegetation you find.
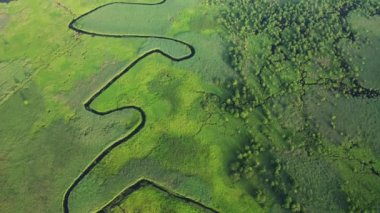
[212,0,380,211]
[1,0,379,212]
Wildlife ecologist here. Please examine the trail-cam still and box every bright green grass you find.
[5,0,378,212]
[0,0,261,212]
[108,185,206,213]
[68,52,261,212]
[109,185,206,213]
[138,38,191,57]
[0,12,9,31]
[72,1,198,36]
[63,0,262,212]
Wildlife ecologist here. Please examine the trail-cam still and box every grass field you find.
[1,0,380,212]
[0,0,258,212]
[101,179,217,213]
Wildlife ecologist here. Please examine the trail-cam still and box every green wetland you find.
[0,0,380,212]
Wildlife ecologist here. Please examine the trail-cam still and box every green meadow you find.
[1,0,380,212]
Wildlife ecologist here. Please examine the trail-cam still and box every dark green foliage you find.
[218,0,380,114]
[218,0,380,211]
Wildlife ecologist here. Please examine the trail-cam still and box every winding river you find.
[62,1,218,212]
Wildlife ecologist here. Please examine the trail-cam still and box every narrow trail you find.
[61,1,219,212]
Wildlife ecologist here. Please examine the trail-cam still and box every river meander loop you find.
[62,1,197,212]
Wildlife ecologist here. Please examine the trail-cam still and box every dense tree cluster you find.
[230,136,302,212]
[215,0,380,211]
[216,0,380,115]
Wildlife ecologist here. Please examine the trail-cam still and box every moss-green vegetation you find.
[71,1,199,36]
[101,180,216,213]
[214,0,380,212]
[1,0,257,212]
[108,185,205,213]
[1,0,379,212]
